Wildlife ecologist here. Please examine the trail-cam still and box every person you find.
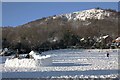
[107,51,109,57]
[14,42,22,58]
[14,49,19,58]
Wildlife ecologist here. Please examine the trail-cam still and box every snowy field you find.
[0,49,119,79]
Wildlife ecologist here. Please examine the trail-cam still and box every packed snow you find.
[4,51,52,68]
[29,51,51,60]
[0,49,119,78]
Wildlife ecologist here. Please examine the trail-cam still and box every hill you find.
[2,8,120,52]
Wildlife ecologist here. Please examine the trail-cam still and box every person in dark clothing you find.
[14,42,22,58]
[107,51,109,57]
[14,49,19,58]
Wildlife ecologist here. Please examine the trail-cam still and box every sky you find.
[2,2,118,27]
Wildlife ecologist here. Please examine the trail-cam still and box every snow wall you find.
[5,51,52,68]
[5,55,52,68]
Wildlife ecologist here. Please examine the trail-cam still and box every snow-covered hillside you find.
[1,49,119,79]
[53,8,117,21]
[3,8,119,51]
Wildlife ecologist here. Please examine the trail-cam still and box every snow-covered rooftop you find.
[116,37,120,41]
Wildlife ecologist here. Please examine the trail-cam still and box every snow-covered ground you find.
[0,49,119,78]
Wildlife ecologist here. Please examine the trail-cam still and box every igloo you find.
[5,51,52,68]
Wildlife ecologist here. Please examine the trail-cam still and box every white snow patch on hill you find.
[54,8,114,21]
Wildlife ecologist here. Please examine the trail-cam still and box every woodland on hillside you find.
[2,9,120,53]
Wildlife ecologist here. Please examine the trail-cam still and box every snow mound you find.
[5,51,52,68]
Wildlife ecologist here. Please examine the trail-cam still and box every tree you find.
[2,38,10,48]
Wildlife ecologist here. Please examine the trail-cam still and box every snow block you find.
[5,55,52,68]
